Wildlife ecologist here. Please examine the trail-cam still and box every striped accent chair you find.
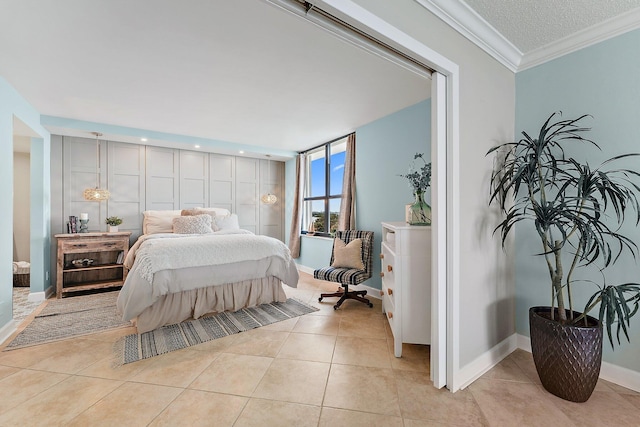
[315,230,374,310]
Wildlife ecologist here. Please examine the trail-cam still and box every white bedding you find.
[116,230,299,324]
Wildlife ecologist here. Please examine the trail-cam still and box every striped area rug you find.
[115,298,318,365]
[5,291,130,350]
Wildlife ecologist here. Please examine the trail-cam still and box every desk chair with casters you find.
[315,230,374,310]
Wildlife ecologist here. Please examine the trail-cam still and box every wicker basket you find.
[13,262,30,287]
[13,273,30,287]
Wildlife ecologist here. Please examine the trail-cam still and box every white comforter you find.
[117,230,299,322]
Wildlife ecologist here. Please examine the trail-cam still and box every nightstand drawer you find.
[61,240,126,254]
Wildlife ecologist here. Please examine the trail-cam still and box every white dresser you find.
[380,222,431,357]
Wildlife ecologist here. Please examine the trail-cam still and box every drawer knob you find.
[380,272,384,278]
[379,290,384,297]
[387,312,393,319]
[387,288,393,296]
[387,265,393,272]
[380,253,384,259]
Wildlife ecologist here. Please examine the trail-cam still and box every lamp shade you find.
[261,193,278,204]
[83,132,110,202]
[83,187,110,201]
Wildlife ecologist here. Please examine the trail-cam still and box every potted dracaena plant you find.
[487,112,640,402]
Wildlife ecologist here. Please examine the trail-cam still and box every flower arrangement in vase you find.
[399,153,432,225]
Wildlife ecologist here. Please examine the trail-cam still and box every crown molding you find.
[414,0,640,73]
[519,7,640,71]
[414,0,522,72]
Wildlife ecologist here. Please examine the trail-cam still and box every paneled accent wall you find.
[235,158,260,234]
[62,136,108,230]
[260,158,284,239]
[145,147,180,211]
[179,150,209,209]
[107,142,145,238]
[209,154,235,213]
[52,136,285,244]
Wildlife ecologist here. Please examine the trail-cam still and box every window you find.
[302,137,347,236]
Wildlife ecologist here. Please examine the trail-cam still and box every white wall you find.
[13,148,30,262]
[351,0,516,377]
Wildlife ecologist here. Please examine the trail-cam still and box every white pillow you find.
[331,238,364,270]
[199,207,231,217]
[214,213,240,231]
[172,214,214,234]
[143,210,182,234]
[143,208,231,234]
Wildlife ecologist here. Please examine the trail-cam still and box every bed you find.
[116,208,299,333]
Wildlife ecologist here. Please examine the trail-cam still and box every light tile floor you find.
[1,272,639,426]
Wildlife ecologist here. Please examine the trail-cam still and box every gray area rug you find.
[5,291,130,350]
[115,298,318,365]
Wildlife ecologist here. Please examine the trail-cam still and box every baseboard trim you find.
[457,334,518,390]
[296,264,381,300]
[296,264,315,275]
[0,320,17,346]
[28,290,47,303]
[516,333,640,392]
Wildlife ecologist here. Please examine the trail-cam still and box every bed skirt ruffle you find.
[133,276,287,333]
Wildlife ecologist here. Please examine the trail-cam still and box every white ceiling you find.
[4,0,638,154]
[0,0,430,154]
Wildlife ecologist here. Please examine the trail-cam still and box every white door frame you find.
[314,0,461,390]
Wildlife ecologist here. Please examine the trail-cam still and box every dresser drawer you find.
[380,243,396,284]
[382,292,396,335]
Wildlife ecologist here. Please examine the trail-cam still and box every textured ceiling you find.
[464,0,640,53]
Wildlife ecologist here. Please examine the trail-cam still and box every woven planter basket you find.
[529,306,603,402]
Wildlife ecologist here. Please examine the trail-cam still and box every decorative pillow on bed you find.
[181,208,219,231]
[214,213,240,231]
[181,208,204,217]
[143,210,182,234]
[172,214,214,234]
[331,238,364,270]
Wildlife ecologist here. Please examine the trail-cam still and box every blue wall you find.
[0,77,51,331]
[515,29,640,371]
[286,99,431,289]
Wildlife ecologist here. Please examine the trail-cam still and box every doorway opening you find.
[12,117,42,322]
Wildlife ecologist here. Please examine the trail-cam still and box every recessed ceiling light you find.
[239,150,244,154]
[141,138,148,142]
[194,145,201,148]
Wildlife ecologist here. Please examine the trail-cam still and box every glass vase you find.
[409,190,431,226]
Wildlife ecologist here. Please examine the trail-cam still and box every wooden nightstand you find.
[55,232,132,298]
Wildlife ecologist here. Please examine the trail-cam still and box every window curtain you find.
[338,133,356,231]
[288,153,306,258]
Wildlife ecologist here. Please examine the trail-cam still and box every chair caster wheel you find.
[318,297,323,302]
[368,303,373,308]
[333,305,339,310]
